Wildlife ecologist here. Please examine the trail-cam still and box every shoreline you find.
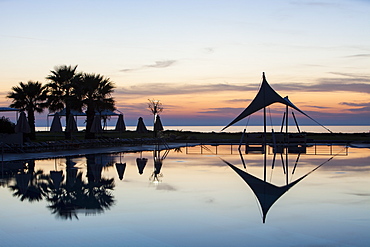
[1,130,369,162]
[1,142,363,163]
[1,143,196,162]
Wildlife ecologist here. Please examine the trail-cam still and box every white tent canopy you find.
[48,109,86,116]
[0,107,19,112]
[222,72,331,132]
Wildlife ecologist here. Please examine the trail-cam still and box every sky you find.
[0,0,369,128]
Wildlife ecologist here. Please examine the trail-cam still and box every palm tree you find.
[46,65,80,139]
[74,73,115,139]
[7,81,48,140]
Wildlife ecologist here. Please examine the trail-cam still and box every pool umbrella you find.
[90,115,103,133]
[66,113,78,132]
[15,111,31,133]
[136,117,148,133]
[115,114,126,132]
[154,115,164,132]
[50,112,62,132]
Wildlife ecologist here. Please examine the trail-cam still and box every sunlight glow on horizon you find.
[0,0,369,126]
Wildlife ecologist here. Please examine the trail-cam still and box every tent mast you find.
[285,103,289,185]
[264,106,267,182]
[262,72,267,182]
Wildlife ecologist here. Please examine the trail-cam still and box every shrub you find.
[0,116,15,133]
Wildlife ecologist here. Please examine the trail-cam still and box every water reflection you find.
[3,155,115,220]
[51,154,115,219]
[136,151,148,175]
[224,158,325,223]
[150,147,169,182]
[222,144,346,223]
[1,146,173,220]
[0,144,362,224]
[9,160,48,202]
[114,152,126,180]
[1,145,369,246]
[46,170,115,220]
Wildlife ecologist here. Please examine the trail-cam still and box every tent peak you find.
[222,73,331,133]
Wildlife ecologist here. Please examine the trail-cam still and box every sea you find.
[36,125,370,133]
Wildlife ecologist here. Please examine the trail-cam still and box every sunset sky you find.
[0,0,369,128]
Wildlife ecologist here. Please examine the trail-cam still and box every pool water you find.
[0,145,369,247]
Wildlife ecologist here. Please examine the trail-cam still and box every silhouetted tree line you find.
[6,65,115,139]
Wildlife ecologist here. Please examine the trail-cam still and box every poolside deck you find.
[1,142,198,162]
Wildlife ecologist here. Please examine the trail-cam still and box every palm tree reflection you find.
[46,155,115,220]
[46,173,115,220]
[6,156,115,220]
[9,160,49,202]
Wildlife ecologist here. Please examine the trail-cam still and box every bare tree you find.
[148,99,164,137]
[148,99,163,119]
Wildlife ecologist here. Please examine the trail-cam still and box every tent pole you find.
[285,104,289,185]
[292,111,301,133]
[263,107,267,182]
[292,153,301,174]
[280,112,285,132]
[285,104,288,134]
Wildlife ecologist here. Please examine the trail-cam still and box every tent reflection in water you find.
[223,158,326,223]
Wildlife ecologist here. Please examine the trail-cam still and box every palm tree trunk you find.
[85,106,95,139]
[27,110,36,140]
[65,105,72,139]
